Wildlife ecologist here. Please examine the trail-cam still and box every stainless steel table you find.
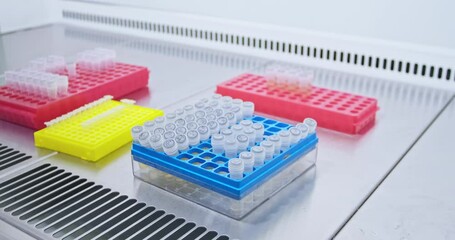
[0,24,453,240]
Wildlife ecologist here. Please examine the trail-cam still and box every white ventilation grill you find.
[58,4,455,89]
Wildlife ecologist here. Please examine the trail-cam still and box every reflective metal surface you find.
[336,98,455,240]
[0,24,453,239]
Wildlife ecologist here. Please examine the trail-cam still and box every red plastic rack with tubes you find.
[216,73,378,134]
[0,63,148,129]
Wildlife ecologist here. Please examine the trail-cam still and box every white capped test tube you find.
[67,63,77,78]
[153,127,165,136]
[166,113,177,122]
[131,126,144,142]
[175,126,187,135]
[239,151,255,173]
[200,97,209,103]
[251,146,265,166]
[143,121,155,131]
[221,129,234,141]
[183,105,194,114]
[228,158,244,180]
[196,117,208,127]
[260,140,274,160]
[214,109,224,117]
[184,114,196,122]
[243,128,256,147]
[186,121,198,131]
[232,98,243,108]
[194,102,205,110]
[231,124,243,137]
[163,131,176,140]
[175,108,185,116]
[138,132,151,147]
[289,127,302,145]
[204,106,214,113]
[175,134,189,151]
[224,112,236,126]
[211,134,224,154]
[187,130,200,146]
[165,123,177,131]
[231,106,243,123]
[207,121,219,135]
[163,139,179,156]
[240,120,253,129]
[149,134,163,151]
[236,134,249,152]
[155,116,166,128]
[217,116,229,130]
[195,110,206,119]
[209,100,219,108]
[197,126,210,141]
[268,135,282,155]
[221,103,232,112]
[252,123,265,142]
[224,138,238,158]
[175,118,186,127]
[242,101,255,118]
[212,93,222,100]
[221,96,233,104]
[206,113,216,121]
[278,130,291,151]
[296,123,309,139]
[303,118,317,134]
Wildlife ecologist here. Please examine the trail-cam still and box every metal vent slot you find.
[62,10,455,84]
[0,164,230,239]
[0,143,33,172]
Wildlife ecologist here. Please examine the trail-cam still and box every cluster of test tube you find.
[264,63,314,91]
[132,94,317,180]
[28,55,67,73]
[76,48,116,72]
[4,69,68,98]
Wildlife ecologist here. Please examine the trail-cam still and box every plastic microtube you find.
[221,129,234,141]
[225,112,236,126]
[251,146,265,166]
[278,130,291,151]
[131,126,144,142]
[209,100,219,108]
[243,128,256,147]
[165,123,177,131]
[232,99,243,108]
[149,134,163,151]
[198,126,210,141]
[212,93,222,100]
[175,118,186,127]
[143,121,155,131]
[175,108,185,116]
[153,127,165,136]
[138,132,151,147]
[184,105,194,114]
[296,123,309,139]
[163,131,176,140]
[163,139,179,156]
[195,102,205,110]
[201,97,209,103]
[208,121,219,135]
[228,158,244,180]
[214,109,224,117]
[239,151,255,172]
[195,110,206,118]
[289,127,302,145]
[196,117,208,127]
[155,116,166,127]
[260,140,274,160]
[231,106,243,123]
[217,117,229,130]
[206,113,217,121]
[204,106,214,113]
[252,123,265,142]
[221,103,232,112]
[240,120,253,128]
[186,121,198,131]
[224,139,238,158]
[236,134,249,152]
[242,102,255,119]
[166,113,177,122]
[67,63,77,78]
[211,134,224,154]
[184,114,196,122]
[221,96,233,104]
[187,130,200,146]
[175,126,187,135]
[175,134,189,151]
[303,118,317,134]
[231,125,244,137]
[268,135,282,155]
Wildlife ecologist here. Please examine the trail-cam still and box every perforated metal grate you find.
[0,163,229,240]
[0,143,33,173]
